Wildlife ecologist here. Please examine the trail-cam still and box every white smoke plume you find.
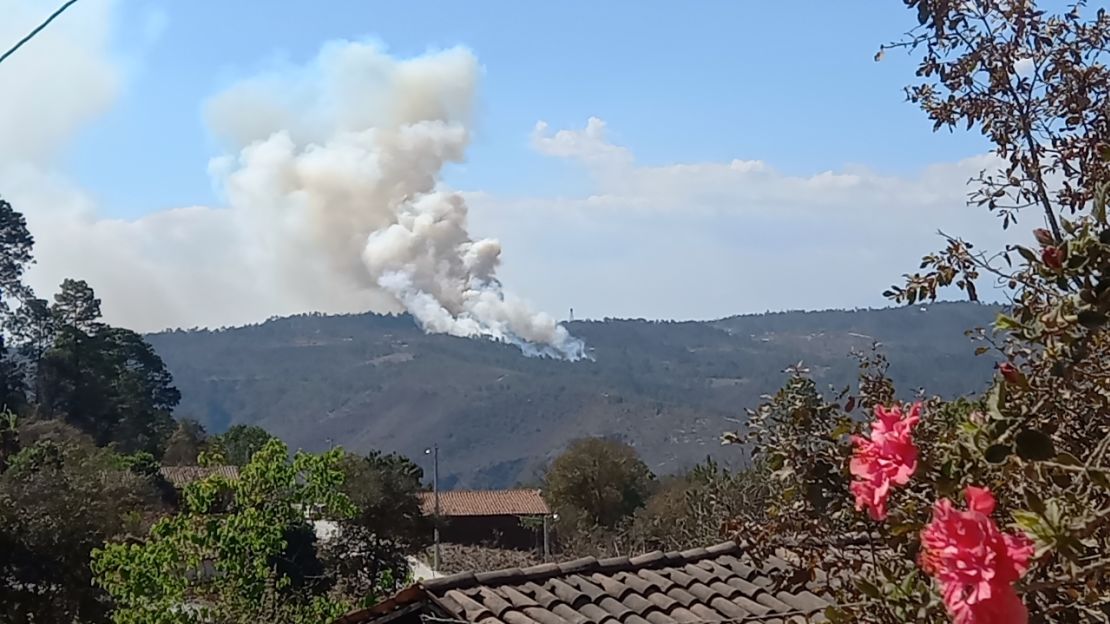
[203,42,587,359]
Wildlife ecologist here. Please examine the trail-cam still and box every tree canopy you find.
[544,437,654,529]
[0,416,169,622]
[36,280,180,455]
[209,424,276,466]
[91,438,387,624]
[339,450,430,551]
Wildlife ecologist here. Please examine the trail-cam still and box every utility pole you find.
[425,444,440,572]
[543,514,550,560]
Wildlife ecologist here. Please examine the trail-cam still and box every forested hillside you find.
[147,302,1000,488]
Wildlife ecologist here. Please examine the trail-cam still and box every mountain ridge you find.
[146,301,1002,488]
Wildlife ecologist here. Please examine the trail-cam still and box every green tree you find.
[544,437,654,529]
[210,424,275,466]
[161,418,209,466]
[0,336,25,414]
[0,419,167,623]
[314,523,410,610]
[6,297,54,407]
[339,450,430,550]
[0,198,36,414]
[92,438,358,624]
[0,197,35,318]
[7,297,54,361]
[51,278,102,332]
[37,281,179,454]
[0,410,18,473]
[629,457,764,552]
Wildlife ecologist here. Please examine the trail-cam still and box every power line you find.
[0,0,82,67]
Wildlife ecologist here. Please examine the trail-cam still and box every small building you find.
[419,489,551,550]
[333,541,832,624]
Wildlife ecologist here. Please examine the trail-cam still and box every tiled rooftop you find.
[336,541,831,624]
[419,489,551,517]
[158,465,239,488]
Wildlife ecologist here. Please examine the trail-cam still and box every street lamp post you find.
[544,512,558,561]
[424,444,440,572]
[543,514,550,560]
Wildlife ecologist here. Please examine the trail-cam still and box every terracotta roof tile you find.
[335,541,832,624]
[419,489,551,517]
[158,465,239,488]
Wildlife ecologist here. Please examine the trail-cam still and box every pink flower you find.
[921,486,1036,624]
[1041,245,1064,270]
[849,402,921,520]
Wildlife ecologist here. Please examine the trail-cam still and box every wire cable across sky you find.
[0,0,81,67]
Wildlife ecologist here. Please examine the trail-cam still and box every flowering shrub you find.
[721,2,1110,622]
[921,486,1035,624]
[850,403,921,521]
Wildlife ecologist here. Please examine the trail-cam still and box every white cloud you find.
[0,0,122,168]
[531,116,632,168]
[465,118,1022,320]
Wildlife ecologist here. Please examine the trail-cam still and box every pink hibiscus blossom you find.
[849,402,921,520]
[921,486,1036,624]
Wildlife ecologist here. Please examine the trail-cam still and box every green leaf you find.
[994,313,1023,332]
[856,578,882,600]
[890,521,919,536]
[1024,488,1046,516]
[1012,510,1052,546]
[984,444,1011,464]
[1054,452,1083,466]
[1015,430,1056,461]
[987,382,1006,420]
[1014,245,1038,263]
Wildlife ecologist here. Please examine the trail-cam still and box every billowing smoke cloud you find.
[0,18,585,359]
[203,42,586,359]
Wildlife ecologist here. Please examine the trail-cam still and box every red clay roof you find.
[418,489,551,517]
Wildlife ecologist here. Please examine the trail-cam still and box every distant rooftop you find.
[418,489,550,517]
[159,465,239,488]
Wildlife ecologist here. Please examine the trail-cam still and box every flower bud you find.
[998,362,1022,385]
[1033,228,1054,246]
[1041,245,1064,269]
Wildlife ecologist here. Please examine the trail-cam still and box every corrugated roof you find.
[335,541,832,624]
[418,489,551,517]
[159,465,239,488]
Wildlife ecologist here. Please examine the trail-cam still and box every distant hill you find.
[146,302,1002,488]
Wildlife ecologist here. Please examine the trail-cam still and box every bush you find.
[544,437,655,530]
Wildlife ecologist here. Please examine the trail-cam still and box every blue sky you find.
[1,0,1013,334]
[67,0,986,218]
